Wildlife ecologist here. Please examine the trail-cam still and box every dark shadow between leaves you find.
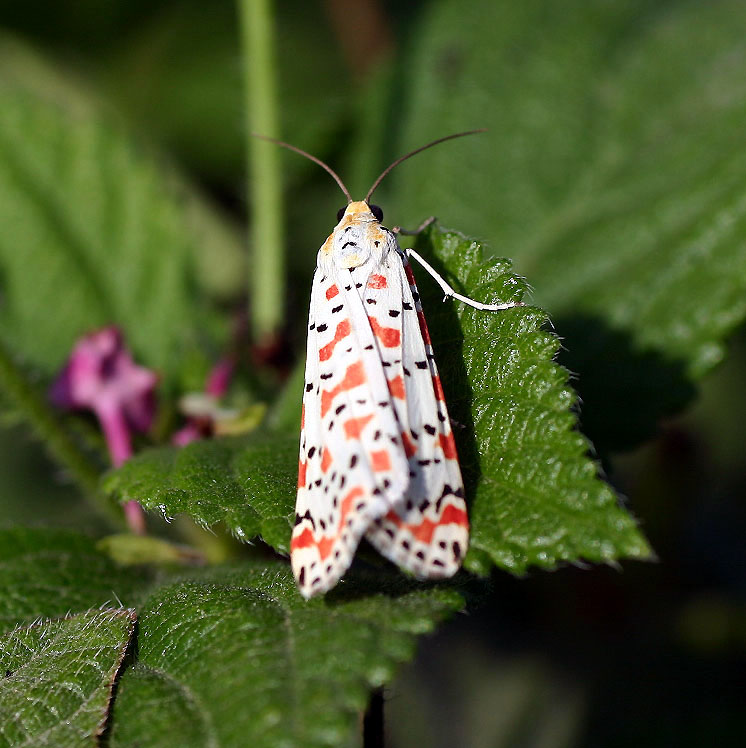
[98,611,138,744]
[324,550,476,605]
[555,314,697,455]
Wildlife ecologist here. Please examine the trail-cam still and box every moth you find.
[255,131,521,598]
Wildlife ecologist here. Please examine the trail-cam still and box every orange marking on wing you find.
[387,374,406,400]
[290,528,336,562]
[367,274,387,289]
[321,361,366,416]
[317,535,335,561]
[321,447,333,473]
[401,431,417,457]
[343,413,374,439]
[300,404,305,429]
[368,316,401,348]
[371,449,391,472]
[404,264,433,343]
[384,503,468,545]
[438,432,458,460]
[291,486,367,561]
[297,460,307,489]
[290,527,314,552]
[326,284,339,300]
[319,319,351,362]
[432,375,446,402]
[338,486,365,529]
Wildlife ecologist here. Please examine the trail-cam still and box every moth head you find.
[336,201,383,225]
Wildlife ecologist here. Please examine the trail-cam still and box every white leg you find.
[406,248,524,311]
[392,216,436,236]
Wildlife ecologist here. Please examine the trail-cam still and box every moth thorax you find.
[332,226,373,269]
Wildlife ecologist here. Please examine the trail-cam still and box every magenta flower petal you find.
[51,326,158,444]
[51,326,157,535]
[171,421,205,447]
[205,357,235,398]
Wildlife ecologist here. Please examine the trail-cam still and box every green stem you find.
[0,338,125,530]
[239,0,284,342]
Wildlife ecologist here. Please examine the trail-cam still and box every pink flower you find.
[51,326,157,534]
[205,357,234,398]
[171,357,235,447]
[171,420,209,447]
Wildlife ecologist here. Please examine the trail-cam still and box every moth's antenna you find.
[251,133,353,204]
[365,129,487,203]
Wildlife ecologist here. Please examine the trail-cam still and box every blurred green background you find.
[0,0,744,745]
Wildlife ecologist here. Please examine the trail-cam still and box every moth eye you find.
[369,204,384,222]
[336,207,346,222]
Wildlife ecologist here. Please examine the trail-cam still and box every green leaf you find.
[0,608,136,747]
[96,533,206,566]
[0,35,228,387]
[109,562,462,748]
[0,528,149,630]
[356,0,746,449]
[103,433,298,553]
[105,225,650,574]
[413,226,650,572]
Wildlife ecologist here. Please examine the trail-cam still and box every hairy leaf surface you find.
[109,562,462,748]
[0,608,135,747]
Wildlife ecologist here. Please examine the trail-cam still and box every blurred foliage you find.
[0,33,233,388]
[0,0,744,746]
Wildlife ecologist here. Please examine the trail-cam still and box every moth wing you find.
[364,250,469,578]
[292,264,409,598]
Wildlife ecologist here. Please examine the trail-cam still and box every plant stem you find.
[239,0,284,343]
[0,338,125,530]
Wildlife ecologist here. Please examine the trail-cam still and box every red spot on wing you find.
[326,284,339,300]
[344,413,374,439]
[384,503,468,545]
[368,316,401,348]
[321,447,333,473]
[403,264,433,343]
[387,374,406,400]
[401,431,417,457]
[367,274,387,289]
[301,404,305,429]
[321,361,366,416]
[439,432,458,460]
[371,449,391,472]
[291,527,336,562]
[324,486,367,558]
[291,486,367,561]
[432,375,446,402]
[412,505,469,543]
[297,460,307,488]
[317,535,335,561]
[339,486,365,524]
[319,319,351,362]
[290,527,314,552]
[416,310,433,345]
